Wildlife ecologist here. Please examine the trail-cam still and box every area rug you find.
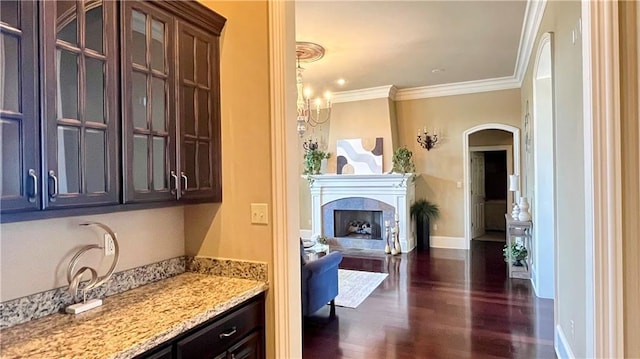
[335,269,388,308]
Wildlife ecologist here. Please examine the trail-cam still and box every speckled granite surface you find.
[0,273,267,359]
[188,257,268,282]
[0,257,186,329]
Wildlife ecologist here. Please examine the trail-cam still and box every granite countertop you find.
[0,273,268,359]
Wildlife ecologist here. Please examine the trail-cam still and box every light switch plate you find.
[251,203,269,224]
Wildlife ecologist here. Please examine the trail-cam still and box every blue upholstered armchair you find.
[301,242,343,316]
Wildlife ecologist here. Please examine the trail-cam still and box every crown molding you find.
[513,0,548,84]
[394,76,521,101]
[332,77,520,103]
[332,85,397,103]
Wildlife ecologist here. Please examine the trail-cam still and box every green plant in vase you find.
[391,146,415,174]
[303,140,330,175]
[503,241,528,266]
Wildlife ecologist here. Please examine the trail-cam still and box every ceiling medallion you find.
[296,41,325,63]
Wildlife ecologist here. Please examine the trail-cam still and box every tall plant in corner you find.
[391,146,415,174]
[410,199,439,252]
[303,141,330,175]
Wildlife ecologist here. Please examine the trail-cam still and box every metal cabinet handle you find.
[219,326,237,338]
[180,172,188,194]
[28,169,38,202]
[170,170,179,196]
[48,170,58,199]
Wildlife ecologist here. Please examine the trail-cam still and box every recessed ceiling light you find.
[336,78,346,86]
[431,68,445,73]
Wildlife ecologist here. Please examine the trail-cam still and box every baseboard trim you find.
[430,236,468,250]
[555,325,576,359]
[531,268,539,296]
[299,229,312,239]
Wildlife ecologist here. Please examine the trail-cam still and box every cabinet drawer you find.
[140,345,172,359]
[176,300,263,359]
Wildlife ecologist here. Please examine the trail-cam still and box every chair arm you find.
[304,251,343,276]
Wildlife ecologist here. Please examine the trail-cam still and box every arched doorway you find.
[462,123,520,248]
[532,32,555,299]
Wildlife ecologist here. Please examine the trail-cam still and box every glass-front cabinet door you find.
[41,0,119,208]
[178,22,222,202]
[122,2,176,203]
[0,1,40,212]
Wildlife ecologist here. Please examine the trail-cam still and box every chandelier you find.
[296,42,332,137]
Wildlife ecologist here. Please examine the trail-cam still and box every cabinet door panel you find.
[0,1,41,212]
[227,331,263,359]
[41,0,119,208]
[122,2,176,203]
[177,22,221,202]
[85,57,105,123]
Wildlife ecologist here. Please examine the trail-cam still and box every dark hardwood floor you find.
[303,240,555,359]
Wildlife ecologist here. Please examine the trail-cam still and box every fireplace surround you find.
[307,173,416,252]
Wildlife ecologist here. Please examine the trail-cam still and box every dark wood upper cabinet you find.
[0,0,225,222]
[0,1,41,213]
[40,0,120,209]
[121,1,177,203]
[177,21,222,202]
[123,1,225,203]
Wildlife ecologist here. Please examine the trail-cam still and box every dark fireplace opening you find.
[333,210,383,240]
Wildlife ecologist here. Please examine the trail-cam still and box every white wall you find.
[533,44,555,299]
[521,0,585,356]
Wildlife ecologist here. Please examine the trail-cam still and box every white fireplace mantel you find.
[306,173,417,252]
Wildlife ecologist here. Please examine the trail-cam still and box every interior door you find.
[471,151,486,238]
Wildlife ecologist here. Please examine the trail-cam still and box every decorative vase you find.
[513,259,524,267]
[511,202,520,220]
[518,197,531,221]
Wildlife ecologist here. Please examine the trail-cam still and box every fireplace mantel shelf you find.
[303,173,418,188]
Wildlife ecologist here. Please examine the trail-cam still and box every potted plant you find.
[503,241,528,266]
[410,199,439,252]
[391,146,415,174]
[303,142,330,175]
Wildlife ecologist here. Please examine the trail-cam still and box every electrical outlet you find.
[251,203,269,225]
[433,224,438,231]
[104,233,116,256]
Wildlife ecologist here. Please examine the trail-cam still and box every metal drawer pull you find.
[180,172,188,194]
[28,169,38,202]
[219,326,237,338]
[48,170,58,199]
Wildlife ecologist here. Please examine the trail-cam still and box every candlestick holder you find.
[393,218,401,255]
[384,222,391,254]
[390,227,398,255]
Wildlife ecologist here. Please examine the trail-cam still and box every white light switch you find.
[251,203,269,225]
[456,181,462,189]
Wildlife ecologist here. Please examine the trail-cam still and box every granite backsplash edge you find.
[1,256,268,329]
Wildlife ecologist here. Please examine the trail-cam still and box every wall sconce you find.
[416,127,439,150]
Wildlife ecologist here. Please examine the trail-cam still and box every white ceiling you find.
[295,0,528,95]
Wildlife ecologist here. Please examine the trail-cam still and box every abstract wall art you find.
[336,137,383,174]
